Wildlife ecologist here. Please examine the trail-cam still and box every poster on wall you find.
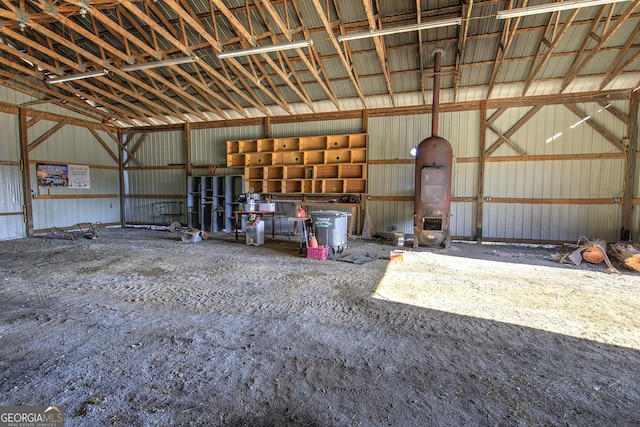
[37,163,91,189]
[68,164,91,188]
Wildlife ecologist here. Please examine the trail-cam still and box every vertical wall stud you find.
[476,101,487,243]
[621,91,638,241]
[18,108,34,236]
[118,128,126,227]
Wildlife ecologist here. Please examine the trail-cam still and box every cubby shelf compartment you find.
[227,133,367,195]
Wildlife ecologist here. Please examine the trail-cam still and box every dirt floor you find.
[1,226,639,426]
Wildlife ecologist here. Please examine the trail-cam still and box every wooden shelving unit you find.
[226,133,367,195]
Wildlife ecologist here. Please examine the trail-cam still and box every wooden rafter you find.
[453,0,473,102]
[487,0,528,99]
[289,0,341,109]
[310,0,367,107]
[0,0,636,124]
[23,5,201,120]
[211,0,314,112]
[159,0,284,115]
[107,1,262,115]
[361,0,394,106]
[523,9,578,96]
[0,26,160,122]
[253,1,317,109]
[0,50,126,123]
[257,0,340,109]
[561,0,640,92]
[598,23,640,90]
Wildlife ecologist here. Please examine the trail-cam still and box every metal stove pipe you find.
[432,50,441,136]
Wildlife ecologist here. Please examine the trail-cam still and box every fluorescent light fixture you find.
[217,40,313,59]
[338,17,462,42]
[122,55,199,72]
[496,0,631,19]
[545,132,563,144]
[48,69,108,84]
[570,116,591,129]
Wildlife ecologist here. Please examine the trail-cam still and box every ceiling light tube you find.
[338,17,462,42]
[122,55,199,72]
[217,40,313,59]
[496,0,631,19]
[48,69,108,84]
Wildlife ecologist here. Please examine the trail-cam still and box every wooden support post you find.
[362,110,369,133]
[476,101,487,243]
[118,128,126,227]
[264,117,271,138]
[18,108,34,236]
[620,92,638,241]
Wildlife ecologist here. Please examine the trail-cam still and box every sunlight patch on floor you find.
[373,251,640,350]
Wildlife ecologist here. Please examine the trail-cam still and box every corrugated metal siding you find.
[483,204,620,242]
[32,196,120,230]
[0,112,20,160]
[488,103,626,156]
[0,87,37,106]
[124,197,183,225]
[31,166,120,230]
[131,131,184,166]
[0,112,24,239]
[191,125,263,167]
[126,169,185,196]
[368,111,480,159]
[271,119,362,137]
[0,166,24,240]
[29,122,119,166]
[484,159,623,199]
[369,164,414,197]
[366,201,414,234]
[22,121,121,230]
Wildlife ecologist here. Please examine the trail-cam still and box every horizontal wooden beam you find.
[456,153,626,163]
[0,211,23,216]
[481,197,620,204]
[369,159,414,164]
[124,165,186,170]
[371,153,627,165]
[117,89,631,133]
[29,160,119,170]
[0,100,118,131]
[0,160,21,166]
[124,194,185,199]
[36,194,119,199]
[368,196,626,204]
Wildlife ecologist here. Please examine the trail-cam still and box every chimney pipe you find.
[432,49,442,136]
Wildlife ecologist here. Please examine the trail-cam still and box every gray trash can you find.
[310,210,351,258]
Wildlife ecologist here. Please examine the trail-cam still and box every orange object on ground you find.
[583,246,604,264]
